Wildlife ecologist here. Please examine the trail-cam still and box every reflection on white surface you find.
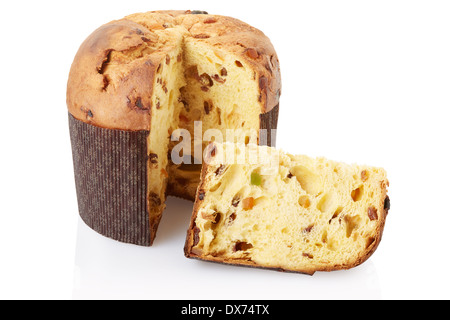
[73,197,381,300]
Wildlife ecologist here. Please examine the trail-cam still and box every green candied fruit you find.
[251,172,262,186]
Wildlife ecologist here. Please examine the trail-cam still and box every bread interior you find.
[166,37,262,200]
[190,144,388,272]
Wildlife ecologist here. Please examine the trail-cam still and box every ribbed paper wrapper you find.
[260,104,279,148]
[69,114,151,246]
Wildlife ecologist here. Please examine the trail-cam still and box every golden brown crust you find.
[67,19,162,130]
[67,11,281,130]
[183,144,213,255]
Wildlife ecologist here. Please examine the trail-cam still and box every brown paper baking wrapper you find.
[260,104,279,148]
[69,113,151,246]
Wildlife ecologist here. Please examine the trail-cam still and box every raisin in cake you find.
[185,143,390,275]
[67,11,281,246]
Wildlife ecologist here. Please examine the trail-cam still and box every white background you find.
[0,0,449,300]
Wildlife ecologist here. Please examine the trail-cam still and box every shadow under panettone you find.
[151,197,195,246]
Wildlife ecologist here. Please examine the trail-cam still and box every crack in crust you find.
[98,50,113,91]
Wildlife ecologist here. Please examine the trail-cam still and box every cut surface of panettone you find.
[185,143,390,275]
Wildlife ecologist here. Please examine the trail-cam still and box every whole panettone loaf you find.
[67,10,281,246]
[185,143,390,275]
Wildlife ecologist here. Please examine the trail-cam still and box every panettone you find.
[67,10,281,246]
[185,143,390,275]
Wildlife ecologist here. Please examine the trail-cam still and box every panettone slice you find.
[185,143,390,275]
